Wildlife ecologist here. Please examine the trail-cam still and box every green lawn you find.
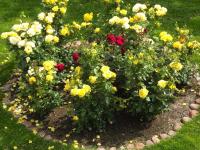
[0,0,200,149]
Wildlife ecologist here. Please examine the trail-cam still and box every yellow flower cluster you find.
[187,41,200,49]
[130,12,147,22]
[159,31,173,42]
[43,60,56,82]
[45,34,59,44]
[154,4,167,16]
[109,16,130,29]
[70,84,91,98]
[101,66,116,80]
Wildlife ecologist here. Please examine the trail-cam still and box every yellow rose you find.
[112,86,117,93]
[102,71,113,79]
[101,66,110,73]
[84,12,93,22]
[120,9,127,16]
[24,46,33,55]
[115,0,121,3]
[169,84,176,89]
[77,89,86,98]
[64,79,71,91]
[72,115,79,121]
[159,31,173,42]
[82,84,91,93]
[60,7,67,14]
[89,76,97,84]
[173,41,183,50]
[46,74,54,82]
[158,80,168,88]
[94,28,100,33]
[60,26,70,36]
[52,6,59,12]
[70,88,79,96]
[169,62,183,71]
[53,36,59,43]
[29,77,36,85]
[139,88,149,99]
[43,61,55,71]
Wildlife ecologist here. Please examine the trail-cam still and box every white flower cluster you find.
[38,12,55,24]
[132,3,147,12]
[109,16,130,29]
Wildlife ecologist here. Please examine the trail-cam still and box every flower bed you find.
[1,0,200,134]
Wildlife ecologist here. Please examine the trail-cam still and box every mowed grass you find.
[0,0,200,149]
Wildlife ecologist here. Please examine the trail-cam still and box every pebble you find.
[189,109,199,118]
[190,103,200,110]
[146,140,154,146]
[195,98,200,104]
[97,147,105,150]
[126,143,135,150]
[110,147,117,150]
[168,130,176,136]
[173,122,182,131]
[38,131,46,137]
[44,135,52,140]
[135,142,145,150]
[152,135,160,144]
[159,133,169,139]
[181,117,192,123]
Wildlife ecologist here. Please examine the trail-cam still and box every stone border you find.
[1,79,200,150]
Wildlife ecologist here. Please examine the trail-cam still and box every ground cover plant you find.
[1,0,200,150]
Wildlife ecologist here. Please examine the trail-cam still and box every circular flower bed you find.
[1,0,200,140]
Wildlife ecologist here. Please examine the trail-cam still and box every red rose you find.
[115,36,124,46]
[107,34,116,45]
[72,52,80,62]
[120,47,126,55]
[56,63,65,72]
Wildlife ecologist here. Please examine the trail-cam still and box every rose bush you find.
[1,0,200,131]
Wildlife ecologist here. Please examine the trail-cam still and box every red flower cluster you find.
[107,34,125,46]
[56,63,65,72]
[107,33,126,54]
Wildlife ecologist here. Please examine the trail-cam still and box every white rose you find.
[12,24,22,32]
[21,23,29,31]
[26,57,30,63]
[122,23,130,29]
[45,35,54,43]
[154,4,162,10]
[132,3,147,12]
[18,40,26,48]
[24,46,33,55]
[38,12,45,20]
[45,16,53,24]
[26,41,35,48]
[27,28,36,37]
[28,68,34,75]
[9,36,21,45]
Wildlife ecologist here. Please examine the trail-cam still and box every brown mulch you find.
[42,89,196,147]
